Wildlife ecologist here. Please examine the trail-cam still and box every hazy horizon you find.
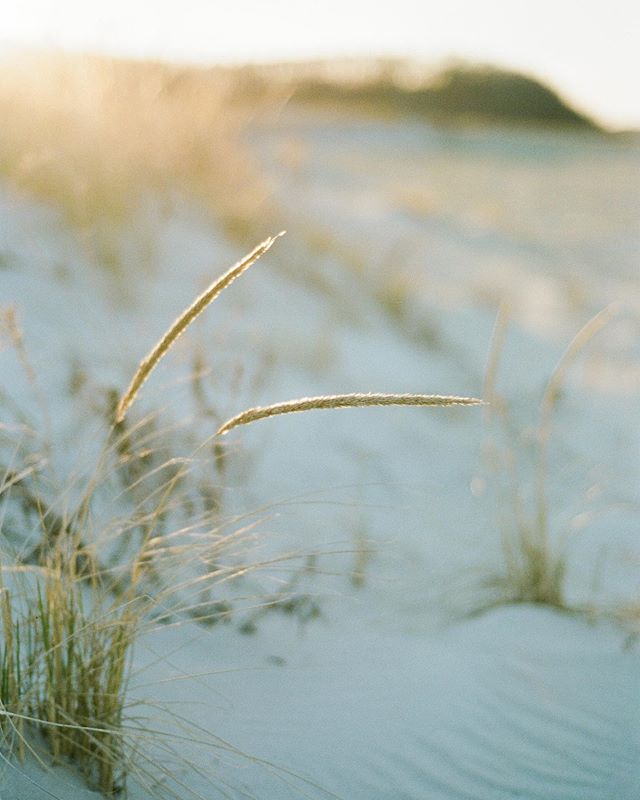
[3,0,639,131]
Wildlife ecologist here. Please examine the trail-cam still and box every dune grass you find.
[216,392,482,435]
[116,233,284,423]
[0,410,290,796]
[0,234,483,795]
[479,305,618,611]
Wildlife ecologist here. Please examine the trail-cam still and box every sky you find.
[2,0,639,129]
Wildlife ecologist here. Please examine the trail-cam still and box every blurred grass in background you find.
[0,54,280,266]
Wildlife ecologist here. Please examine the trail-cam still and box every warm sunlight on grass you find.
[0,54,273,266]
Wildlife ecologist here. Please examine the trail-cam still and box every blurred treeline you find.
[237,59,598,128]
[0,53,600,267]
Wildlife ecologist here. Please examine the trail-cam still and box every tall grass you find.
[0,463,270,796]
[479,305,617,611]
[1,235,482,795]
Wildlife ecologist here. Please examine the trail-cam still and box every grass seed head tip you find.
[216,392,484,436]
[115,233,284,424]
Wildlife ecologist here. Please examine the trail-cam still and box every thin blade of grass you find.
[535,303,617,542]
[216,392,484,436]
[539,303,617,447]
[482,300,510,419]
[116,232,285,424]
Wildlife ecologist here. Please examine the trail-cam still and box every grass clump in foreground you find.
[10,562,134,793]
[0,233,482,796]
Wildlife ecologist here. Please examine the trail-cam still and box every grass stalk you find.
[535,304,616,544]
[216,392,483,435]
[116,233,284,423]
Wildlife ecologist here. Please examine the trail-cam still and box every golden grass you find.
[0,53,272,264]
[116,233,284,423]
[216,392,483,435]
[115,233,482,434]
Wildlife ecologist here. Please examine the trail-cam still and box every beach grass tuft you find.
[478,305,617,612]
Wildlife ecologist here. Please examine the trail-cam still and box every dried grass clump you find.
[30,562,135,794]
[0,442,264,796]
